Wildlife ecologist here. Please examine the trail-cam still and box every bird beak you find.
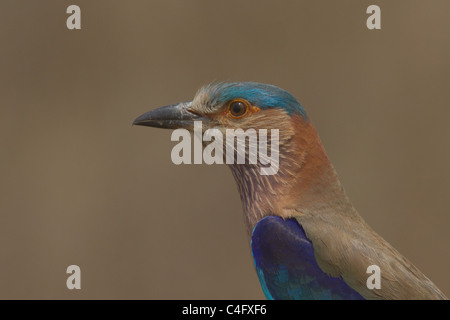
[133,101,205,130]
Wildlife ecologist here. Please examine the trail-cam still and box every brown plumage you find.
[134,81,447,299]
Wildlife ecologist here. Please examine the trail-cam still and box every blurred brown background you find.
[0,0,449,299]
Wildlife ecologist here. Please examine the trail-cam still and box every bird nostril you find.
[187,108,201,116]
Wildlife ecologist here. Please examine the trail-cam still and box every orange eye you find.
[228,100,249,118]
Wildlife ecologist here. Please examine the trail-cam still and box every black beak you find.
[133,101,207,130]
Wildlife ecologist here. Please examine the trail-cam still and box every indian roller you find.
[133,82,447,300]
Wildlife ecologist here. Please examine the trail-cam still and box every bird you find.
[133,82,447,300]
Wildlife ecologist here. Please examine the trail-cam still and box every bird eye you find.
[228,100,249,118]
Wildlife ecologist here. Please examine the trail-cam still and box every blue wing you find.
[251,216,365,300]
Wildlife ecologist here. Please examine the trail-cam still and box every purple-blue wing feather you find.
[251,216,365,300]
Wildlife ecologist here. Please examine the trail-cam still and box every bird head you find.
[134,82,343,233]
[133,82,308,150]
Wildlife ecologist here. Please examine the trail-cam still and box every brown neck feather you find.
[229,114,357,235]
